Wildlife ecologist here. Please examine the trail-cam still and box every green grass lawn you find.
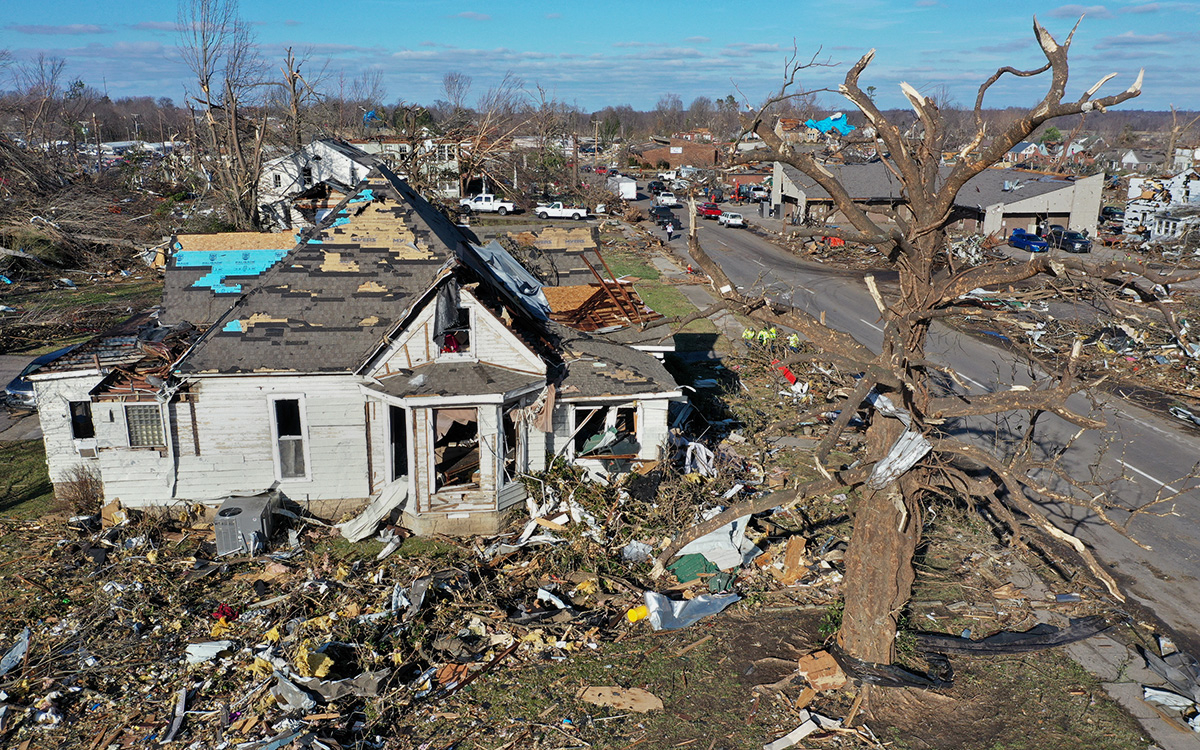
[600,249,660,280]
[0,439,60,518]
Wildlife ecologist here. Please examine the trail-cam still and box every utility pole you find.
[92,112,101,177]
[572,127,579,188]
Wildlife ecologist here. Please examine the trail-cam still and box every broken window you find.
[300,166,312,188]
[572,405,639,457]
[70,401,95,439]
[439,307,471,354]
[273,173,281,189]
[433,408,479,491]
[389,405,409,481]
[125,404,164,447]
[502,403,523,485]
[273,398,307,479]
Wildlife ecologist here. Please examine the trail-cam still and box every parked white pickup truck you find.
[459,194,515,215]
[535,202,589,220]
[655,192,679,208]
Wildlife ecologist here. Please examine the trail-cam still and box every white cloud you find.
[8,24,107,35]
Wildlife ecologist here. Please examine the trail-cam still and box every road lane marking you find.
[1119,460,1180,494]
[858,318,883,332]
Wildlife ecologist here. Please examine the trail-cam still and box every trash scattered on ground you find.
[578,686,664,713]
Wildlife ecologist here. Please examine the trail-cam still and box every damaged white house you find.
[30,167,683,536]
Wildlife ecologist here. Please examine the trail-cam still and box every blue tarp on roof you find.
[805,113,856,136]
[175,248,293,294]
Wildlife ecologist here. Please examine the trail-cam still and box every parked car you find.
[4,345,76,409]
[1047,228,1092,253]
[718,211,745,228]
[594,166,609,175]
[458,194,515,215]
[1100,206,1125,221]
[648,206,682,229]
[646,180,666,195]
[536,202,589,220]
[1008,228,1048,252]
[747,186,770,202]
[697,202,723,219]
[656,192,679,207]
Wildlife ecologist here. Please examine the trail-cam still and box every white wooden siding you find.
[32,375,105,484]
[372,289,544,378]
[88,374,370,507]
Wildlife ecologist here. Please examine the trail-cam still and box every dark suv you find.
[646,180,666,195]
[1047,228,1092,253]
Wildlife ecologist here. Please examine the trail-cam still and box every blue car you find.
[1008,228,1048,252]
[4,346,76,409]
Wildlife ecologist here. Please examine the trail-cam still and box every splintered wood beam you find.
[594,249,644,324]
[581,254,634,324]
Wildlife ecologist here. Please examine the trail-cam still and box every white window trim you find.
[569,402,639,459]
[435,303,478,362]
[267,394,313,483]
[385,403,414,485]
[429,406,481,494]
[500,402,527,487]
[124,402,167,449]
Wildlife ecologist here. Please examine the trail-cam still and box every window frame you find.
[501,401,526,486]
[70,400,95,440]
[124,403,166,448]
[435,305,475,360]
[570,403,640,458]
[267,394,312,482]
[431,406,481,492]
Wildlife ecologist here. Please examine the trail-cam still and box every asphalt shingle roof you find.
[779,162,1082,209]
[373,361,542,398]
[176,167,469,375]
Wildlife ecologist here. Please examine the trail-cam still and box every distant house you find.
[30,167,681,537]
[258,139,378,231]
[774,117,817,145]
[1173,147,1199,172]
[1118,149,1164,174]
[348,134,465,200]
[772,161,1103,236]
[1004,141,1048,165]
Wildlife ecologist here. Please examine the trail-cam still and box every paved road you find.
[642,194,1200,648]
[0,355,43,441]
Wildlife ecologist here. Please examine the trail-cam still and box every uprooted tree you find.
[661,18,1188,684]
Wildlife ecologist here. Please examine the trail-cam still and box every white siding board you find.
[373,290,544,378]
[32,375,104,484]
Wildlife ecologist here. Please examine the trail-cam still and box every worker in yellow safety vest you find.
[742,328,756,346]
[787,333,800,350]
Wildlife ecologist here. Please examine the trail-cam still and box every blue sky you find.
[1,0,1195,112]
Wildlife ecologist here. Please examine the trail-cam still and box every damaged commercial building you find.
[29,166,682,536]
[771,161,1103,236]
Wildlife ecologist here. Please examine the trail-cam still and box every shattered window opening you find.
[70,401,95,440]
[439,307,472,354]
[433,407,480,491]
[125,404,164,447]
[502,402,524,485]
[573,405,639,457]
[273,398,307,480]
[389,405,409,481]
